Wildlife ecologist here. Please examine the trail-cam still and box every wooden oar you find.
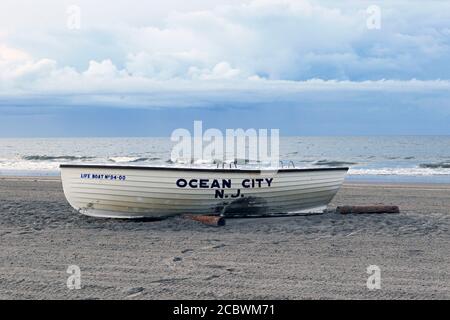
[183,214,226,226]
[336,205,400,214]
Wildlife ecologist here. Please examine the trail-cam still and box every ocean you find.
[1,136,450,183]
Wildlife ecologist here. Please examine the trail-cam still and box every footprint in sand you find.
[163,256,183,270]
[201,243,226,250]
[123,286,145,298]
[204,274,221,281]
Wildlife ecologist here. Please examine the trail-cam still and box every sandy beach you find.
[0,176,448,299]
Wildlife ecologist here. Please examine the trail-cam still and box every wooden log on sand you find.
[336,205,400,214]
[183,214,226,227]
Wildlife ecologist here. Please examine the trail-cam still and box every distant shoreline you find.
[2,136,450,183]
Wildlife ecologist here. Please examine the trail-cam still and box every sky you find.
[0,0,450,137]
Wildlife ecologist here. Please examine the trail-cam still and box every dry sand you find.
[0,176,449,299]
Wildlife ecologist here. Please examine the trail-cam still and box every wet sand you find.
[0,176,449,299]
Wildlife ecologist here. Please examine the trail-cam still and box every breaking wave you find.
[350,167,450,176]
[315,160,357,166]
[108,157,161,163]
[22,155,95,161]
[419,162,450,169]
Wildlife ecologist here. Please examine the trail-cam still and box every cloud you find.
[0,0,449,109]
[2,0,450,80]
[0,44,31,61]
[83,59,122,78]
[1,60,449,109]
[188,62,242,80]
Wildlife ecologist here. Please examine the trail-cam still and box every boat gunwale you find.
[60,164,349,173]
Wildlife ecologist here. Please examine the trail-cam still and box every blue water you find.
[1,136,450,183]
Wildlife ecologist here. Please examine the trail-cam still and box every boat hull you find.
[60,165,348,218]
